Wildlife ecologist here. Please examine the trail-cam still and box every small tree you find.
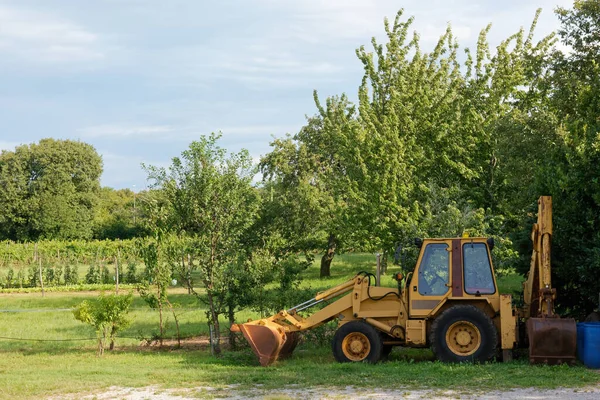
[73,292,133,355]
[144,133,260,355]
[137,236,181,347]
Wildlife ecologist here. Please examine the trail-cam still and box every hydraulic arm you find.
[522,196,576,364]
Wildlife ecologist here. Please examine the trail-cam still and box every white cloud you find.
[99,151,168,188]
[79,122,298,143]
[0,5,104,63]
[79,124,174,138]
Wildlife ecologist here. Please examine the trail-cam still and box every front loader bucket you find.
[527,317,577,365]
[236,323,298,366]
[277,331,299,360]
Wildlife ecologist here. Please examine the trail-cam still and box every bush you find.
[125,262,138,284]
[85,265,100,284]
[73,292,134,355]
[5,267,14,288]
[16,269,25,288]
[100,265,111,284]
[28,265,38,287]
[63,265,79,285]
[54,266,63,286]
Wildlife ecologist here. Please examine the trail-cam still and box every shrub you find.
[85,265,100,284]
[73,292,134,355]
[125,262,138,284]
[5,268,14,288]
[100,265,111,284]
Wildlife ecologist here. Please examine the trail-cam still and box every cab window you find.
[418,243,449,296]
[463,243,495,294]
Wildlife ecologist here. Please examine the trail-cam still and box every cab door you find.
[409,240,453,318]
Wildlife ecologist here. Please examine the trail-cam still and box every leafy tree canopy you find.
[0,138,102,241]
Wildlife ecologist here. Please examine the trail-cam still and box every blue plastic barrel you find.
[578,322,600,369]
[577,323,585,362]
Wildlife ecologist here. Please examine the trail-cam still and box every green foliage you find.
[258,9,553,280]
[124,262,139,284]
[85,265,100,284]
[0,239,141,288]
[0,139,103,241]
[72,292,133,355]
[100,265,111,284]
[63,264,79,285]
[137,237,170,310]
[92,187,146,240]
[514,0,600,317]
[4,267,14,288]
[144,133,261,353]
[0,239,140,267]
[136,234,183,346]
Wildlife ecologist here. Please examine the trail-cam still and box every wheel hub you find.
[445,321,481,356]
[342,332,371,361]
[456,331,471,346]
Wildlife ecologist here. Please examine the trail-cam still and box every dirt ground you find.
[52,384,600,399]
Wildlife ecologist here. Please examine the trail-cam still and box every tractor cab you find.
[407,237,498,318]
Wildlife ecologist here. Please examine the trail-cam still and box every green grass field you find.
[0,253,598,399]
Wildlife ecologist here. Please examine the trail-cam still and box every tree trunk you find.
[381,250,388,274]
[38,253,44,297]
[109,325,116,350]
[320,233,337,278]
[166,298,181,348]
[115,252,120,295]
[187,254,192,294]
[228,302,236,350]
[207,291,221,355]
[158,295,164,347]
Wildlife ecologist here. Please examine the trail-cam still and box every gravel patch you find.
[51,384,600,400]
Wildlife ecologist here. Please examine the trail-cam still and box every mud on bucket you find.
[527,317,577,365]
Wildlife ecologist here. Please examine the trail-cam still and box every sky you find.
[0,0,573,190]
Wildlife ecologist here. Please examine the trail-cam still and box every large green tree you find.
[262,9,554,273]
[260,95,356,277]
[0,138,102,241]
[521,0,600,317]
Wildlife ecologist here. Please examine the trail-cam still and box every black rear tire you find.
[332,321,383,363]
[430,305,497,363]
[381,344,393,359]
[379,333,393,359]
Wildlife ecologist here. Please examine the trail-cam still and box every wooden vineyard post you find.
[37,244,44,297]
[115,247,120,295]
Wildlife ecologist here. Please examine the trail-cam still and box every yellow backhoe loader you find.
[232,196,576,366]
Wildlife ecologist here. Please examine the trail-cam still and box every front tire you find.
[332,321,383,363]
[430,305,497,363]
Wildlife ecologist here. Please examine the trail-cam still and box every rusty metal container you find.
[527,317,577,365]
[236,323,299,366]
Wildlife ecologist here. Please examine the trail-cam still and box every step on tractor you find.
[232,196,577,366]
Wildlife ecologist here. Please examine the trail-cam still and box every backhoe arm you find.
[523,196,555,318]
[522,196,576,365]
